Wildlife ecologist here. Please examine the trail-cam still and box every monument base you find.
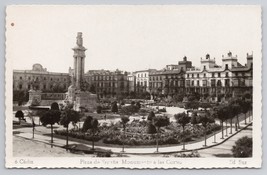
[73,91,98,111]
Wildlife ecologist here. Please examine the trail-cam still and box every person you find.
[104,114,107,121]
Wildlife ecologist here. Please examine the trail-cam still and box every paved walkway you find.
[198,125,252,157]
[14,116,253,154]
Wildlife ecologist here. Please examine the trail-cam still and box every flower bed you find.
[54,120,221,146]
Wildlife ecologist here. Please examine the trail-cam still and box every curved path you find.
[14,116,253,154]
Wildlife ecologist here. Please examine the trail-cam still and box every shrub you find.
[96,150,112,157]
[96,106,102,114]
[232,136,252,157]
[158,108,166,112]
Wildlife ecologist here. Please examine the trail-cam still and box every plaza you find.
[12,32,253,158]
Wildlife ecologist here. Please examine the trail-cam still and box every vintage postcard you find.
[5,5,262,168]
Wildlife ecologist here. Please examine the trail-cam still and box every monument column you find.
[72,32,86,90]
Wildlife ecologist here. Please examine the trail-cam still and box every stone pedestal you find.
[74,91,98,111]
[27,89,42,106]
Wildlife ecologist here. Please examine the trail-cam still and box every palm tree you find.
[60,108,80,149]
[199,111,215,147]
[40,109,61,147]
[174,112,190,150]
[120,116,130,152]
[91,118,99,150]
[153,115,170,152]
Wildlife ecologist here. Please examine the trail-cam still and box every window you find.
[186,80,190,87]
[225,64,229,69]
[20,76,22,80]
[218,73,221,77]
[192,74,194,78]
[203,73,206,78]
[19,84,22,89]
[191,81,194,86]
[43,84,46,90]
[204,66,206,70]
[211,79,216,87]
[50,78,53,81]
[225,79,230,87]
[197,80,200,86]
[197,74,199,78]
[28,84,31,89]
[44,77,46,80]
[202,80,207,87]
[28,77,31,80]
[217,80,222,87]
[212,73,215,77]
[225,72,229,77]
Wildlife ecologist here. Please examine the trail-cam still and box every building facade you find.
[13,63,71,92]
[84,69,129,98]
[134,69,156,93]
[149,56,192,98]
[185,52,253,102]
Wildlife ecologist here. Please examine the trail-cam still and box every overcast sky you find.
[7,5,261,73]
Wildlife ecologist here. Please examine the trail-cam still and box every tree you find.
[27,110,36,138]
[211,109,219,143]
[91,118,99,150]
[232,102,242,131]
[89,84,96,94]
[153,115,170,152]
[60,108,80,148]
[15,110,24,125]
[215,105,228,139]
[173,94,184,103]
[240,101,250,125]
[51,102,60,110]
[111,101,118,113]
[226,104,235,134]
[200,103,211,110]
[40,109,61,147]
[136,101,141,109]
[147,111,155,121]
[96,105,102,114]
[120,116,130,152]
[232,136,252,157]
[82,116,93,132]
[198,112,215,147]
[190,111,199,127]
[120,105,139,115]
[174,112,190,150]
[147,122,157,134]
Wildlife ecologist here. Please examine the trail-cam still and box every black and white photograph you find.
[5,5,262,168]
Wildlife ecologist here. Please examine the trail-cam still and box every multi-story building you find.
[13,63,71,92]
[185,52,253,102]
[13,64,130,100]
[127,72,136,92]
[149,56,192,98]
[84,69,129,98]
[133,69,157,93]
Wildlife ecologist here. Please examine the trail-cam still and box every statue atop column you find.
[72,32,86,90]
[66,32,97,111]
